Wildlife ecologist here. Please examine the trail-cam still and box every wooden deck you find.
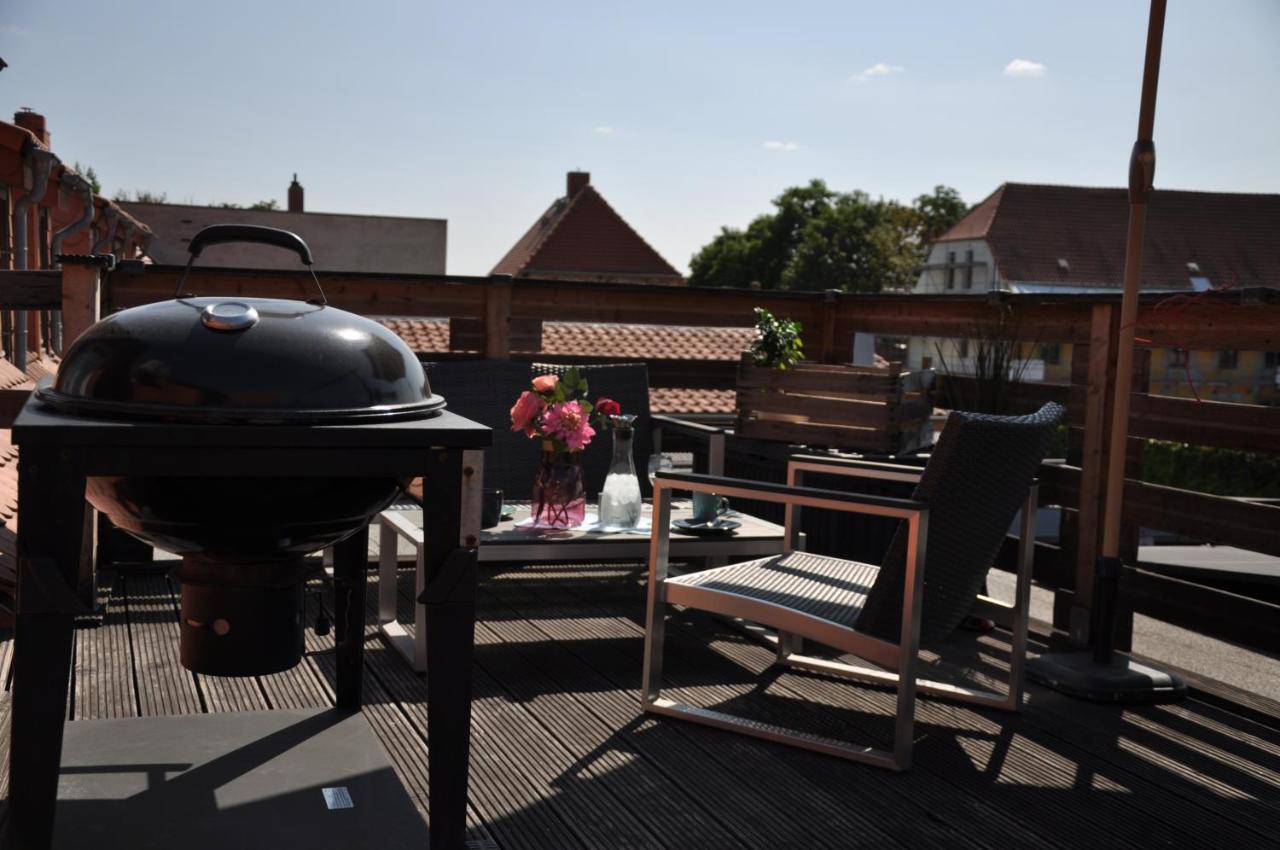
[2,557,1279,849]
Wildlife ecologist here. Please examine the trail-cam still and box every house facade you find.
[907,183,1280,403]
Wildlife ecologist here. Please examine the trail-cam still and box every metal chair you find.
[641,403,1064,770]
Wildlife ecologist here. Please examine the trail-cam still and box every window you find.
[945,251,956,290]
[958,338,970,359]
[1218,350,1239,369]
[1039,343,1061,365]
[1169,348,1189,368]
[963,249,974,289]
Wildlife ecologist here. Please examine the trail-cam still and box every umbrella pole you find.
[1027,0,1186,703]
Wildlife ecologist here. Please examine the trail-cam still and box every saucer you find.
[673,518,741,536]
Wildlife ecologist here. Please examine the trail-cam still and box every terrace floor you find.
[1,555,1278,849]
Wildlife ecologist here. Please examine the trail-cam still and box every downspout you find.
[92,205,119,254]
[50,172,95,353]
[12,147,58,371]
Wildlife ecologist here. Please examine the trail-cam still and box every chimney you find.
[288,173,304,212]
[14,108,49,146]
[567,170,590,197]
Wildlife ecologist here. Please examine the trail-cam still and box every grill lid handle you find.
[188,224,314,265]
[174,224,327,304]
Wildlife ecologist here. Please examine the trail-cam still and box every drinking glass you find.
[647,453,674,487]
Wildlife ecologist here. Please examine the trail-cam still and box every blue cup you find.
[691,492,730,523]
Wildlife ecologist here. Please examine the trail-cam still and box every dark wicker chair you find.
[641,402,1064,770]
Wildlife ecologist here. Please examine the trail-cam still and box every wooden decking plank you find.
[946,633,1280,842]
[530,563,1148,850]
[123,573,202,716]
[71,571,137,720]
[365,575,601,850]
[471,615,751,850]
[321,613,501,850]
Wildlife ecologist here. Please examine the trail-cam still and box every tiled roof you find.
[492,178,682,282]
[936,183,1280,290]
[649,387,735,415]
[381,318,755,361]
[0,429,17,629]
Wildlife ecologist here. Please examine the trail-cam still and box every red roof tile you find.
[649,387,735,415]
[492,175,682,283]
[936,183,1280,290]
[381,318,755,361]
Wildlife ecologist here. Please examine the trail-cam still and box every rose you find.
[531,374,559,394]
[509,390,544,436]
[595,397,621,417]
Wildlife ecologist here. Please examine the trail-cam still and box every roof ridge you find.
[490,191,581,276]
[537,185,679,277]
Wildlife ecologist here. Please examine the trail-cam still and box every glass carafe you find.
[598,415,642,530]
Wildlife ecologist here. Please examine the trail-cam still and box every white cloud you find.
[852,62,904,83]
[1003,58,1047,78]
[592,125,617,135]
[763,141,798,152]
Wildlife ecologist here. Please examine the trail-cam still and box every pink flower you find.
[532,374,559,394]
[541,401,596,451]
[510,391,544,436]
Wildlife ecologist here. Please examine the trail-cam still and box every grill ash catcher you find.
[7,226,491,850]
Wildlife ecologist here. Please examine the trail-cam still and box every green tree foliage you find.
[72,161,101,194]
[689,181,968,292]
[748,307,804,369]
[249,199,280,211]
[113,189,167,203]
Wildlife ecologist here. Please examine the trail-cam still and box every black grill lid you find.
[36,225,444,425]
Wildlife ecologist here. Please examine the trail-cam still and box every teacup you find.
[691,492,730,523]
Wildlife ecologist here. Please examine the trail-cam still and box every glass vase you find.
[530,444,586,529]
[598,415,642,530]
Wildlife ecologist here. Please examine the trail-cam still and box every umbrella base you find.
[1027,650,1188,703]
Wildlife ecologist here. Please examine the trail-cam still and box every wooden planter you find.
[734,353,933,454]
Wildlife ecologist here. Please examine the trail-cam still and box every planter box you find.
[734,353,933,454]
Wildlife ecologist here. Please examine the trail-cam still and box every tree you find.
[113,189,167,203]
[689,181,968,293]
[249,199,279,211]
[72,161,101,194]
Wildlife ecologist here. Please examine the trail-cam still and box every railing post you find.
[57,254,111,353]
[485,273,513,360]
[1070,303,1116,646]
[819,289,838,363]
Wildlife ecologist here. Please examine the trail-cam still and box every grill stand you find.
[6,402,489,850]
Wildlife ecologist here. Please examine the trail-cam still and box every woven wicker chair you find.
[641,403,1064,770]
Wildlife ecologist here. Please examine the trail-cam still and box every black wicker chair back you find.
[423,360,534,495]
[857,402,1064,644]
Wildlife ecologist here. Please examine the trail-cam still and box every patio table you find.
[378,500,788,670]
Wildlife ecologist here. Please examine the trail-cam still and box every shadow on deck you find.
[1,560,1277,849]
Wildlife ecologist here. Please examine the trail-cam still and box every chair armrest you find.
[651,415,729,475]
[654,470,925,521]
[651,414,727,437]
[788,454,924,486]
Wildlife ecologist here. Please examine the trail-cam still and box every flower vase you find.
[530,444,586,528]
[598,415,641,530]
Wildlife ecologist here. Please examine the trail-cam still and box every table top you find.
[385,499,788,563]
[13,396,492,449]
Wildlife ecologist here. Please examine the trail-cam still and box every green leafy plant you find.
[749,307,804,370]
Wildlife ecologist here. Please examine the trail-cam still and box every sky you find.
[3,1,1278,276]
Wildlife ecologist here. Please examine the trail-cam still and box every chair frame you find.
[641,459,1037,771]
[642,470,929,770]
[783,455,1036,715]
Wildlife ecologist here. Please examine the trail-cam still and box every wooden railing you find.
[2,262,1278,653]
